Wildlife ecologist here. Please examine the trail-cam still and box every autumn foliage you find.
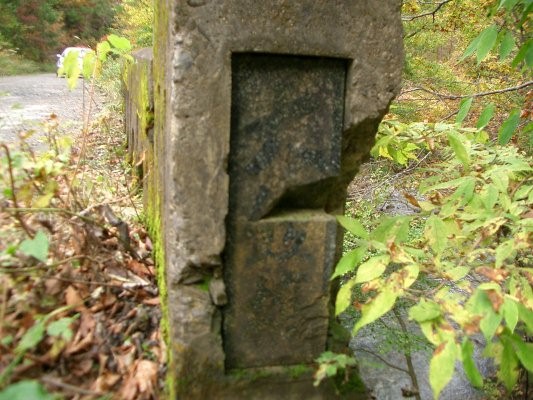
[0,0,117,62]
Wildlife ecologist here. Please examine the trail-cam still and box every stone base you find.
[224,211,337,369]
[217,366,368,400]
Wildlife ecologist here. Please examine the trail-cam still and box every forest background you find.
[0,0,151,71]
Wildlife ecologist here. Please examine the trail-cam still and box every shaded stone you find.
[228,54,346,221]
[223,53,347,370]
[224,211,337,369]
[123,48,155,212]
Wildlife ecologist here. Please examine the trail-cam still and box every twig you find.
[353,347,410,374]
[402,0,454,22]
[0,143,35,238]
[78,194,135,216]
[68,62,98,204]
[440,109,459,122]
[47,255,101,269]
[393,308,422,400]
[0,277,7,338]
[399,81,533,101]
[41,376,105,397]
[0,255,101,274]
[48,275,136,290]
[510,174,533,199]
[58,170,83,211]
[4,207,100,226]
[351,152,433,201]
[122,171,141,221]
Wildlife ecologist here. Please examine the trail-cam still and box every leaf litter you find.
[0,111,164,399]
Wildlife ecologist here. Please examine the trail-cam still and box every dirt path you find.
[0,73,96,149]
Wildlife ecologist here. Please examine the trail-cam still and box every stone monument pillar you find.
[152,2,403,398]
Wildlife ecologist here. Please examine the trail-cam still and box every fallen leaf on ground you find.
[65,285,87,312]
[118,359,158,400]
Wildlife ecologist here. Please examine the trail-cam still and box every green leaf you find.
[316,351,336,363]
[67,73,79,90]
[490,170,510,193]
[82,51,96,79]
[47,316,76,341]
[33,192,54,208]
[421,176,473,193]
[495,240,516,268]
[0,380,55,400]
[511,39,533,68]
[446,266,470,281]
[502,298,519,332]
[371,216,411,243]
[476,25,498,63]
[16,320,45,354]
[420,321,441,346]
[461,33,482,61]
[480,184,499,210]
[476,103,495,129]
[450,176,476,206]
[355,255,390,284]
[19,231,49,263]
[462,339,484,388]
[498,0,520,11]
[517,303,533,334]
[107,34,132,52]
[336,215,369,239]
[498,110,521,145]
[508,333,533,371]
[409,299,442,322]
[526,42,533,67]
[335,277,357,316]
[62,50,81,89]
[456,97,473,124]
[97,40,111,62]
[448,132,470,169]
[499,336,519,391]
[429,340,457,399]
[499,30,516,60]
[480,309,503,342]
[399,264,419,289]
[352,286,398,334]
[331,245,368,280]
[424,215,448,255]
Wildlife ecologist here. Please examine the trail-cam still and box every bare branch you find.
[353,347,410,374]
[1,144,35,238]
[402,0,454,22]
[399,80,533,100]
[41,376,106,397]
[393,308,422,400]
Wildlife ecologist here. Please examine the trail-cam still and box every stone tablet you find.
[227,54,346,220]
[224,54,346,369]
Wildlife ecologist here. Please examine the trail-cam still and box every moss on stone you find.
[329,367,366,396]
[288,364,313,379]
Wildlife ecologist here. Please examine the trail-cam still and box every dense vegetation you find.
[329,1,532,398]
[0,0,152,76]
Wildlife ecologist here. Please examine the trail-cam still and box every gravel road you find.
[0,73,95,149]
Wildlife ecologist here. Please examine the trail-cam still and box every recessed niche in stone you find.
[223,53,348,370]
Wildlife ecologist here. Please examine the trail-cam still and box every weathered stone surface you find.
[228,54,346,221]
[223,53,346,370]
[151,1,404,398]
[224,212,337,368]
[123,48,154,211]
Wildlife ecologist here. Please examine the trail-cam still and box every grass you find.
[0,50,55,76]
